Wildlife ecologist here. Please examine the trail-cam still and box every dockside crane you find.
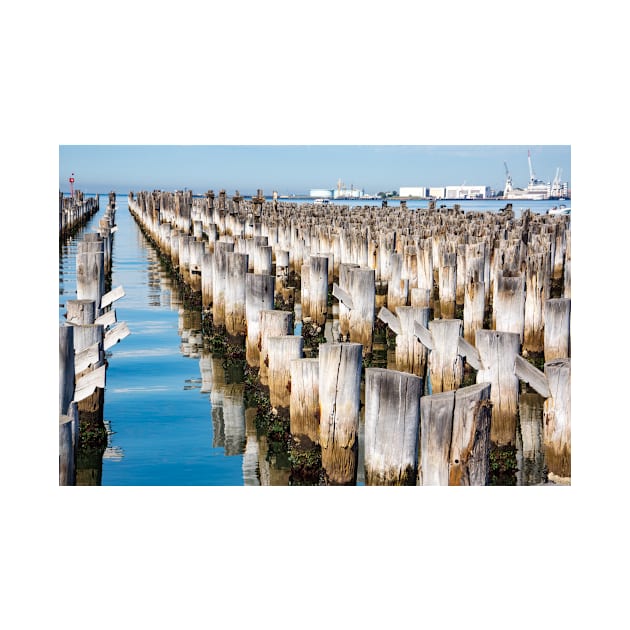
[527,150,546,185]
[503,161,513,196]
[551,167,563,198]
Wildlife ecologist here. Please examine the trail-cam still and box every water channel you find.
[59,194,554,485]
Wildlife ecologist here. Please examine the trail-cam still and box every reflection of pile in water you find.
[101,420,124,461]
[201,353,247,456]
[102,445,125,461]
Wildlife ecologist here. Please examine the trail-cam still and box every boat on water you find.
[548,204,570,216]
[313,198,331,206]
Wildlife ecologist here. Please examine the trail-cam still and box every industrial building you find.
[428,187,446,199]
[333,188,363,199]
[309,189,333,198]
[399,186,427,197]
[444,185,491,199]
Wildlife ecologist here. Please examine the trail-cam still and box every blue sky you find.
[58,145,570,196]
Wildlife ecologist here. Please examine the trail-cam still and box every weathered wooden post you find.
[245,273,275,367]
[552,221,567,281]
[410,287,431,309]
[464,241,487,307]
[512,352,570,482]
[417,240,434,309]
[206,223,219,250]
[309,255,329,327]
[189,239,204,292]
[418,391,454,485]
[212,241,235,327]
[319,343,362,485]
[275,249,290,292]
[377,305,428,377]
[158,222,171,254]
[347,267,376,353]
[475,329,521,446]
[494,272,525,342]
[544,298,571,362]
[259,310,294,386]
[59,402,78,486]
[414,318,464,393]
[300,262,311,321]
[336,263,359,340]
[224,252,249,338]
[543,358,571,479]
[417,382,492,486]
[402,245,419,292]
[394,306,429,377]
[97,216,114,275]
[437,251,457,319]
[267,335,304,412]
[201,249,214,311]
[65,299,96,326]
[192,219,204,240]
[364,368,423,485]
[387,252,408,312]
[377,231,393,282]
[448,383,492,486]
[455,243,467,306]
[523,253,546,354]
[254,244,273,275]
[463,278,485,346]
[59,325,75,417]
[289,358,320,448]
[169,230,181,270]
[73,323,106,425]
[76,238,104,318]
[178,235,192,284]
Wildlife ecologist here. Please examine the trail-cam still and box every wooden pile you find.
[128,191,571,483]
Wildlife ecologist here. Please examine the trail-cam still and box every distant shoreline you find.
[60,191,570,202]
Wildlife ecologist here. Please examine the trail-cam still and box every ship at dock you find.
[503,151,568,200]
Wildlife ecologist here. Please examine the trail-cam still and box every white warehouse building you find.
[429,186,446,199]
[333,188,363,199]
[309,189,333,198]
[444,185,491,199]
[399,186,427,197]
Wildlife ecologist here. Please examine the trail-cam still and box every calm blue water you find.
[60,193,559,486]
[60,196,252,485]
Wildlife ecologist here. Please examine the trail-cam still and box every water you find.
[61,196,250,485]
[59,194,555,486]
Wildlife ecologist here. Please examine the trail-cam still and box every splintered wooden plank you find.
[332,283,354,309]
[377,306,402,336]
[100,285,125,309]
[95,309,116,328]
[457,337,483,370]
[413,320,434,351]
[74,342,100,373]
[74,365,106,402]
[514,354,551,398]
[104,322,130,350]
